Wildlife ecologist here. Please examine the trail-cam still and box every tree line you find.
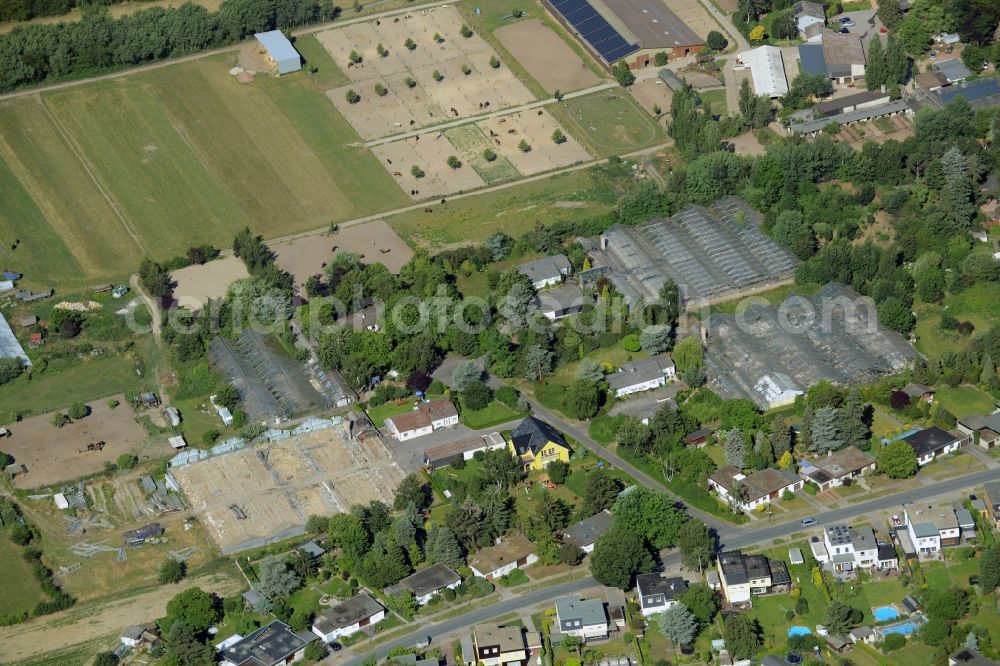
[0,0,344,92]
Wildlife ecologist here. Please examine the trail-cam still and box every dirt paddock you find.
[171,255,249,312]
[373,107,590,198]
[170,420,404,554]
[318,6,534,140]
[626,79,674,117]
[494,19,601,93]
[662,0,719,39]
[4,395,161,489]
[272,220,414,284]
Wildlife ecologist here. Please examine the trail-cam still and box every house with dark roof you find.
[507,416,571,472]
[684,427,714,447]
[715,550,790,605]
[383,399,459,441]
[606,353,676,398]
[562,510,613,554]
[635,574,688,616]
[822,525,894,572]
[898,426,966,465]
[820,32,867,83]
[958,412,1000,450]
[536,283,585,321]
[708,466,803,513]
[311,593,385,642]
[469,533,538,580]
[949,648,996,666]
[813,90,891,118]
[219,620,317,666]
[389,563,462,605]
[901,383,934,404]
[517,255,571,290]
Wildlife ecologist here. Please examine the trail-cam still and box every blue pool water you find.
[788,626,812,637]
[874,607,899,621]
[882,622,918,636]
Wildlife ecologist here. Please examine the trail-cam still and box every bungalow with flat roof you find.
[311,593,385,643]
[219,620,317,666]
[469,533,538,580]
[635,574,688,616]
[898,426,966,465]
[389,563,462,605]
[423,432,506,470]
[383,399,459,441]
[536,283,585,321]
[518,255,571,290]
[562,510,613,554]
[708,466,803,513]
[554,596,609,642]
[606,353,676,398]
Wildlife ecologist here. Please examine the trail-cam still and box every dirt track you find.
[0,572,243,663]
[494,19,601,94]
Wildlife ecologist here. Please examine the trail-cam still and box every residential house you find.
[383,399,459,441]
[518,255,572,290]
[715,550,790,605]
[507,416,571,472]
[423,432,506,470]
[898,426,966,465]
[219,621,317,666]
[798,446,875,491]
[469,533,538,580]
[935,58,973,83]
[792,1,826,36]
[554,596,609,642]
[901,502,962,558]
[849,626,876,645]
[536,283,585,321]
[823,525,886,572]
[956,414,1000,450]
[389,563,462,606]
[984,481,1000,529]
[708,466,804,513]
[311,593,385,643]
[472,623,532,666]
[949,648,996,666]
[562,510,613,554]
[635,574,688,617]
[606,353,676,398]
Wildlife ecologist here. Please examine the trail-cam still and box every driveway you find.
[833,9,884,49]
[385,419,521,473]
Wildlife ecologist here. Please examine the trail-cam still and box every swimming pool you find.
[874,606,899,621]
[882,622,918,635]
[788,626,812,637]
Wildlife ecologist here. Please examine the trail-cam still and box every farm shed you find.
[254,31,302,75]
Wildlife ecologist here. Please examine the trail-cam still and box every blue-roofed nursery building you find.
[937,76,1000,110]
[254,31,302,75]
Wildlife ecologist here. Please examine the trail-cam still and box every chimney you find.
[599,235,608,251]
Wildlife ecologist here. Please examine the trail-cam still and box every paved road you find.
[334,466,998,665]
[364,82,618,147]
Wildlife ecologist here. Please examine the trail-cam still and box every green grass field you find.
[388,168,611,248]
[293,34,351,88]
[934,385,996,419]
[0,55,406,288]
[459,399,523,429]
[446,125,521,185]
[0,536,46,616]
[915,282,1000,358]
[550,89,665,157]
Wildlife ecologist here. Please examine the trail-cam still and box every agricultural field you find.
[0,54,406,288]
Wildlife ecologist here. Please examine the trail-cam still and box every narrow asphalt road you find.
[335,466,998,665]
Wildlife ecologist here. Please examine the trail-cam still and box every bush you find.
[706,30,727,51]
[795,595,809,615]
[67,402,88,419]
[159,558,187,584]
[802,483,817,495]
[462,382,492,410]
[518,139,531,153]
[653,51,668,66]
[202,430,220,446]
[498,568,529,586]
[622,334,641,352]
[882,633,906,651]
[10,523,32,545]
[411,165,425,178]
[442,587,457,601]
[552,129,566,144]
[303,641,326,661]
[116,454,136,471]
[495,385,519,409]
[461,63,471,75]
[404,37,416,50]
[345,89,360,104]
[446,155,461,169]
[51,413,70,429]
[460,24,473,37]
[374,83,388,96]
[433,69,443,81]
[0,358,23,385]
[483,148,497,162]
[404,76,417,88]
[107,399,119,409]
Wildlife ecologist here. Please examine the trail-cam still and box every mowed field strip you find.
[0,54,407,287]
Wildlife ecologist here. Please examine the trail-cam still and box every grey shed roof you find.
[563,510,613,547]
[555,596,607,625]
[902,426,960,457]
[606,354,674,390]
[398,563,460,597]
[536,283,584,313]
[511,416,567,456]
[220,620,315,666]
[313,593,384,633]
[934,59,973,82]
[788,548,804,564]
[298,540,326,558]
[601,0,704,49]
[254,31,301,74]
[518,254,571,284]
[122,625,145,639]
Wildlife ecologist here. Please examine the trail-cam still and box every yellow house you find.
[507,416,571,472]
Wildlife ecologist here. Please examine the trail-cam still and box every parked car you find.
[839,27,850,33]
[330,642,342,652]
[415,636,431,649]
[838,17,855,26]
[801,517,817,526]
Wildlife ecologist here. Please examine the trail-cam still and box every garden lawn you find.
[933,385,997,419]
[0,536,46,616]
[287,586,323,617]
[459,400,523,429]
